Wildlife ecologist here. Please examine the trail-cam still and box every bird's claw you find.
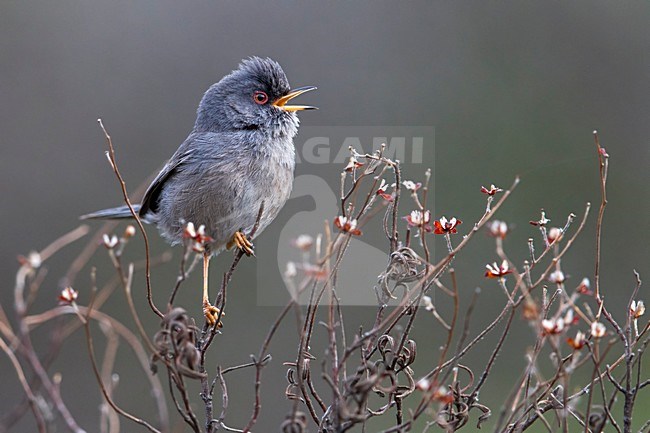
[228,230,254,256]
[203,300,223,328]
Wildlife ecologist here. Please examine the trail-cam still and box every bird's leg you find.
[202,252,221,327]
[227,230,255,256]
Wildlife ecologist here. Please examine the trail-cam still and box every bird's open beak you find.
[273,86,317,111]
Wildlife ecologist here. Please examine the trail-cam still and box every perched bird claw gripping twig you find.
[228,230,255,257]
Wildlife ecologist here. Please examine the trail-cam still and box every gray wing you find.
[81,145,193,221]
[138,141,195,217]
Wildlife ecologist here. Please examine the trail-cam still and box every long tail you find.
[80,204,142,220]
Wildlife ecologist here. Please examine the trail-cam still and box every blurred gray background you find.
[1,1,649,431]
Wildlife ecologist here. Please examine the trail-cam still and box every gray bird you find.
[83,57,316,325]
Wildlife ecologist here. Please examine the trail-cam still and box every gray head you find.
[194,57,316,136]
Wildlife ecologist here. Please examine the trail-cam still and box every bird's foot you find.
[203,299,223,328]
[228,230,255,256]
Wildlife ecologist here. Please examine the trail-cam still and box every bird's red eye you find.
[253,91,268,105]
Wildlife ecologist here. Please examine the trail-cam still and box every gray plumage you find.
[82,57,315,254]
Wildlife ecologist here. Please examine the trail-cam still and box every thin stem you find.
[592,130,608,300]
[98,119,163,318]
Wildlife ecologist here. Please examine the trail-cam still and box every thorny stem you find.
[10,228,92,433]
[169,244,199,307]
[339,176,521,376]
[430,268,460,387]
[0,336,46,432]
[444,233,453,253]
[470,307,516,400]
[167,370,199,431]
[1,228,94,430]
[241,302,294,433]
[98,119,163,319]
[108,255,158,354]
[391,163,402,252]
[330,175,521,433]
[21,304,169,431]
[83,302,161,433]
[598,271,643,433]
[198,202,265,433]
[419,202,591,423]
[420,168,432,263]
[498,277,514,304]
[593,130,608,300]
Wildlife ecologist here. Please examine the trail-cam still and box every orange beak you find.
[273,86,317,112]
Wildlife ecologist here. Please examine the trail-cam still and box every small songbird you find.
[82,57,316,325]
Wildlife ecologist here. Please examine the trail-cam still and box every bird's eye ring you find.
[253,91,269,105]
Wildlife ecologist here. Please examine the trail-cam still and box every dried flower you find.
[590,321,606,339]
[630,300,645,319]
[487,220,509,239]
[599,147,609,158]
[404,210,432,232]
[522,299,539,321]
[102,234,119,249]
[123,225,136,238]
[530,210,550,227]
[547,227,563,243]
[58,287,78,304]
[576,277,592,295]
[480,184,503,196]
[284,262,297,279]
[334,216,362,236]
[542,317,565,335]
[344,155,364,172]
[17,251,42,269]
[563,309,578,326]
[631,300,645,337]
[485,260,513,279]
[292,235,314,251]
[567,331,587,350]
[184,222,198,238]
[548,270,565,284]
[407,210,430,226]
[377,179,396,202]
[432,386,454,404]
[152,308,204,377]
[183,222,214,253]
[402,180,422,193]
[422,295,434,312]
[302,264,328,281]
[433,216,462,235]
[416,378,431,391]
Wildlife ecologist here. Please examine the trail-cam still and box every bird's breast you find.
[252,138,295,207]
[216,136,295,246]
